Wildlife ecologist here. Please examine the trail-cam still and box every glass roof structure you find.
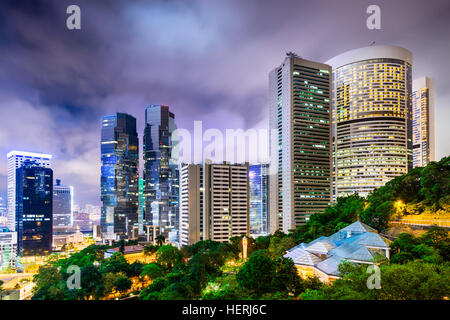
[284,221,391,277]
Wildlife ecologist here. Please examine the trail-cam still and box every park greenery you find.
[31,156,450,300]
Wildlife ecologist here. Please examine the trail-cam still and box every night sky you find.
[0,0,449,207]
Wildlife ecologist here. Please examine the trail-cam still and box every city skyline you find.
[0,0,448,303]
[1,0,450,209]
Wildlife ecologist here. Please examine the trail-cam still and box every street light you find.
[242,236,248,259]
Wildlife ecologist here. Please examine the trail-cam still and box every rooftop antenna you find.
[286,51,301,58]
[369,41,376,46]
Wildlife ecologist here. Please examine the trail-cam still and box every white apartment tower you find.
[6,151,52,231]
[179,162,250,245]
[179,163,204,246]
[412,77,435,168]
[269,54,332,234]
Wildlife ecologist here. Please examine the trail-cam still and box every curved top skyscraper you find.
[326,45,413,198]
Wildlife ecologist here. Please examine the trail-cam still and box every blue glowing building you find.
[15,160,53,256]
[143,105,179,239]
[249,164,269,236]
[100,113,139,240]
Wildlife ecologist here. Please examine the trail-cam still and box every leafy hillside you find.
[290,155,450,243]
[361,155,450,231]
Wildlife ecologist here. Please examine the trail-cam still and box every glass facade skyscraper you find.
[326,45,413,198]
[249,164,269,236]
[138,178,145,235]
[100,113,139,240]
[52,179,73,232]
[7,151,52,231]
[15,160,53,256]
[269,54,332,233]
[412,77,435,168]
[143,105,179,239]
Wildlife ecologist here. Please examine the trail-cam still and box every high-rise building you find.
[7,151,51,231]
[16,160,53,256]
[204,162,249,243]
[100,113,139,240]
[326,45,413,198]
[249,164,269,236]
[179,163,204,246]
[143,105,179,239]
[52,179,73,232]
[269,54,332,233]
[412,77,435,168]
[138,178,145,235]
[179,162,250,245]
[0,227,17,271]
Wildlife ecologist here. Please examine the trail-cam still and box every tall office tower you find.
[7,151,52,231]
[100,113,139,240]
[249,164,269,236]
[204,162,250,243]
[52,179,73,232]
[269,53,332,234]
[326,45,413,198]
[0,227,17,271]
[412,77,435,167]
[179,163,204,246]
[16,160,53,256]
[143,105,179,239]
[138,178,145,235]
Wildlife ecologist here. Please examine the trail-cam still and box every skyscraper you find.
[52,179,73,232]
[269,54,332,233]
[7,151,52,231]
[412,77,435,168]
[249,164,269,236]
[179,162,250,245]
[16,160,53,256]
[143,105,179,239]
[204,161,249,243]
[100,113,139,240]
[138,178,145,235]
[179,163,204,246]
[326,45,413,198]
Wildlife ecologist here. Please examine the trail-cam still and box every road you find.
[391,219,450,229]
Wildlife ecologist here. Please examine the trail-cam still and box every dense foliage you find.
[31,156,450,300]
[361,156,450,231]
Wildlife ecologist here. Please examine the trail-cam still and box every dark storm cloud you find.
[0,0,449,206]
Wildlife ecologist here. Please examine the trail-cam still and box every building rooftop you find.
[107,244,144,255]
[284,221,391,278]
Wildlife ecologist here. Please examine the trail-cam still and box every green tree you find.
[144,244,158,255]
[156,235,166,247]
[100,252,129,274]
[118,239,126,253]
[155,245,183,271]
[141,263,165,280]
[236,250,276,294]
[114,277,132,293]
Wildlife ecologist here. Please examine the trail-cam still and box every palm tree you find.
[156,235,166,247]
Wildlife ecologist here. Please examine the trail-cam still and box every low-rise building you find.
[104,244,154,264]
[0,227,17,271]
[284,221,390,282]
